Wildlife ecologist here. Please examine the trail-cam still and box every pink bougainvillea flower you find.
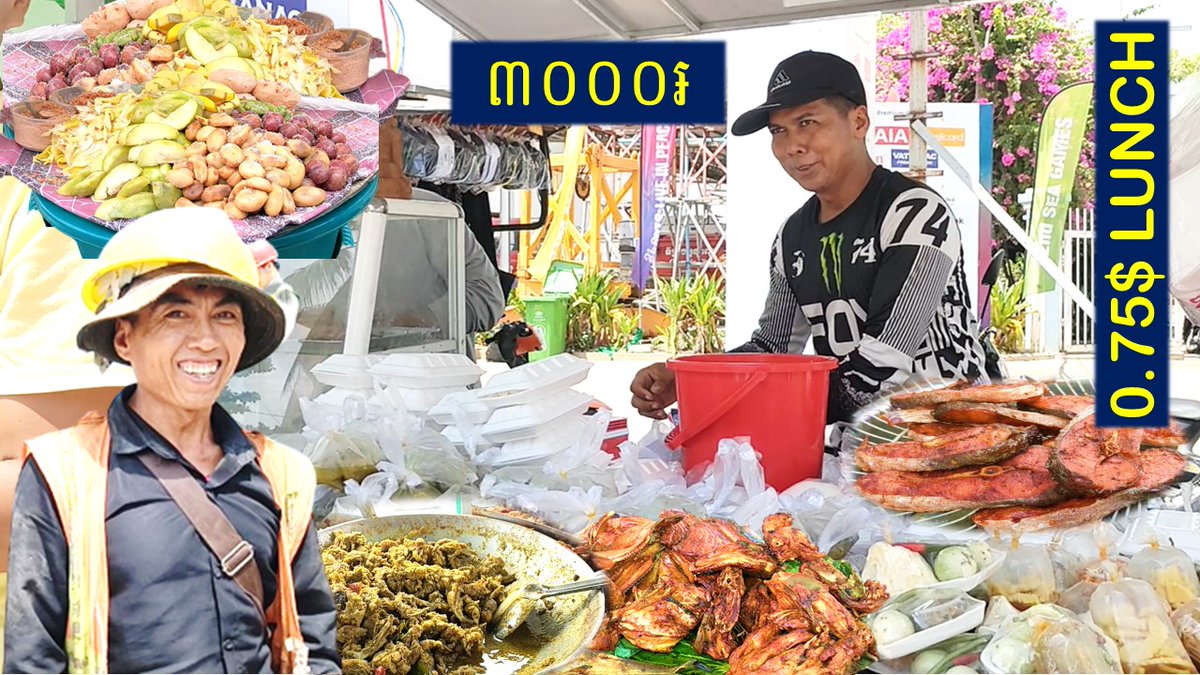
[1002,152,1016,167]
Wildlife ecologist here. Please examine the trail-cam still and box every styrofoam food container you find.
[428,390,494,426]
[396,386,468,414]
[441,425,494,450]
[480,416,590,468]
[311,354,374,389]
[481,389,594,444]
[474,382,563,408]
[481,353,591,393]
[369,353,483,389]
[874,595,986,661]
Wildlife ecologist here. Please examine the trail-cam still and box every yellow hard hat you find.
[76,209,285,371]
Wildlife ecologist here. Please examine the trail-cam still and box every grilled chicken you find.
[932,402,1067,433]
[658,511,777,577]
[582,514,656,570]
[974,448,1188,533]
[890,381,1047,409]
[1047,412,1144,496]
[610,581,711,652]
[857,445,1064,512]
[693,567,745,660]
[855,424,1039,472]
[761,513,824,563]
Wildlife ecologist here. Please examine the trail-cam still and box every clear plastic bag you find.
[401,122,438,180]
[447,128,486,184]
[1059,580,1101,615]
[1128,543,1200,611]
[403,428,479,489]
[982,605,1120,674]
[1091,578,1195,673]
[1169,597,1200,668]
[979,596,1020,636]
[985,544,1058,610]
[1048,539,1086,594]
[301,428,384,488]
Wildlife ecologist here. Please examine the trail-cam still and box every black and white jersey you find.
[734,165,987,423]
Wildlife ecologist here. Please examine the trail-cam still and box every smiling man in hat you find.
[4,209,339,674]
[631,51,986,425]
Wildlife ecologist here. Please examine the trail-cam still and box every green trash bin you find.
[523,296,569,362]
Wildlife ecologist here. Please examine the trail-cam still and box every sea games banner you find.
[1025,81,1094,295]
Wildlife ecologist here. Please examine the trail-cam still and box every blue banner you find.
[450,41,726,125]
[1094,20,1170,428]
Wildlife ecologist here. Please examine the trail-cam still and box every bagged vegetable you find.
[1048,538,1086,594]
[1058,580,1101,615]
[1169,597,1200,668]
[1128,542,1200,611]
[979,596,1020,636]
[863,542,938,596]
[1091,578,1195,673]
[301,428,384,487]
[981,604,1120,674]
[904,634,990,674]
[985,543,1058,610]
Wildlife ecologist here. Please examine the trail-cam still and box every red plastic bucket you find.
[665,354,838,490]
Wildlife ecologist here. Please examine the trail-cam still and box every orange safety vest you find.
[22,412,317,675]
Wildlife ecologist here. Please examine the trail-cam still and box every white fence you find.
[1040,208,1187,354]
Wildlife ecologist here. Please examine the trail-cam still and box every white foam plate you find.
[481,389,594,444]
[480,417,590,468]
[481,353,591,393]
[874,596,986,661]
[428,390,494,426]
[310,354,374,389]
[370,353,483,389]
[396,386,468,414]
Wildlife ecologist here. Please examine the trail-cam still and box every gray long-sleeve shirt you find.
[4,386,341,674]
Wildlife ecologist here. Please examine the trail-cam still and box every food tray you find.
[479,417,591,469]
[427,390,493,427]
[843,379,1200,540]
[369,353,483,389]
[309,354,374,389]
[874,595,986,661]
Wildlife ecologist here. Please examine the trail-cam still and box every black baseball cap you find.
[731,51,868,136]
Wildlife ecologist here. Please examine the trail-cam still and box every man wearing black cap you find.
[632,51,986,424]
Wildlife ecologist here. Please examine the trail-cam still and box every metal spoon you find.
[338,29,363,53]
[491,575,609,640]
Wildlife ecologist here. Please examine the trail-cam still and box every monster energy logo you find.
[819,233,844,293]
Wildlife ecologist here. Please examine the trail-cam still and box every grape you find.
[297,129,315,146]
[315,120,333,138]
[121,45,141,65]
[99,44,120,69]
[50,54,70,76]
[46,76,67,94]
[316,138,336,158]
[82,57,104,77]
[325,168,348,192]
[30,82,49,100]
[331,131,347,144]
[36,69,51,83]
[278,123,301,139]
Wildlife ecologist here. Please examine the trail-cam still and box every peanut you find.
[188,156,208,186]
[264,132,286,146]
[261,154,288,170]
[219,143,244,167]
[182,182,204,201]
[234,188,269,213]
[206,128,228,154]
[185,119,203,142]
[292,186,326,208]
[204,200,224,210]
[201,184,232,203]
[286,139,312,159]
[204,168,220,187]
[196,126,215,143]
[217,166,236,181]
[166,168,194,189]
[224,202,248,220]
[265,168,291,188]
[228,124,251,147]
[187,141,207,157]
[285,158,305,190]
[228,172,243,188]
[265,184,285,217]
[238,160,265,179]
[208,113,237,128]
[244,177,274,193]
[206,152,223,170]
[174,197,198,208]
[281,188,296,215]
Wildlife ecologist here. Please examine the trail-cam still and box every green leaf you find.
[783,560,801,573]
[830,559,854,578]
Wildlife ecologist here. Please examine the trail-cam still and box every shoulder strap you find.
[136,452,266,614]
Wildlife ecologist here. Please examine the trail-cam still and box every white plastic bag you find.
[403,428,479,488]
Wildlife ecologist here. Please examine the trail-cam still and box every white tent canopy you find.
[414,0,981,41]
